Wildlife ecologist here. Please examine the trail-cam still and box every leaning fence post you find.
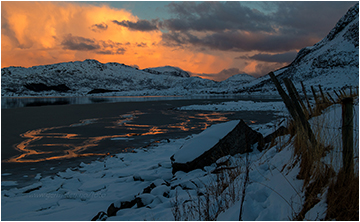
[269,73,318,150]
[342,97,354,177]
[288,80,308,117]
[301,81,313,116]
[283,78,319,149]
[268,72,300,122]
[318,85,329,104]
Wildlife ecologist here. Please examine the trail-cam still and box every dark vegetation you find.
[24,83,70,92]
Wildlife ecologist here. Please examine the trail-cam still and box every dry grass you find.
[326,169,359,221]
[290,87,359,220]
[171,161,243,221]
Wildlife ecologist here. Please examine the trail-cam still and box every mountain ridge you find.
[238,3,359,94]
[1,3,358,97]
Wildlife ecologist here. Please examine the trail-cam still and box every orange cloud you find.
[1,2,235,79]
[243,61,258,74]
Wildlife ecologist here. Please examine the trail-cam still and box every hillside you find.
[240,3,359,94]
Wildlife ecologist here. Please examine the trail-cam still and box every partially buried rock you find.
[91,211,107,221]
[263,126,289,144]
[171,120,263,174]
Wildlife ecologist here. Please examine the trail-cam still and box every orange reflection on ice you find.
[5,110,233,163]
[191,112,231,122]
[142,127,167,136]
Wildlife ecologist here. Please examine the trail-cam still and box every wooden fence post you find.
[269,72,318,149]
[288,80,308,117]
[342,97,354,177]
[311,86,320,105]
[301,81,313,116]
[268,72,300,122]
[318,85,329,104]
[334,90,341,101]
[283,78,319,149]
[326,92,336,104]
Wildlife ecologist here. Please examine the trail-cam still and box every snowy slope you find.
[2,99,357,220]
[142,66,191,78]
[242,3,359,94]
[217,73,256,91]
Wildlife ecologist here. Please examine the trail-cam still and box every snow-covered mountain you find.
[142,66,190,78]
[1,60,218,97]
[241,3,359,94]
[1,59,256,97]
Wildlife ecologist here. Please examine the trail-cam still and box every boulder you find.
[171,119,263,174]
[87,88,120,94]
[263,126,289,144]
[91,211,107,221]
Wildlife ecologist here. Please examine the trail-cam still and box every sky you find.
[1,1,356,81]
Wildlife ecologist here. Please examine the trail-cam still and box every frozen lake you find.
[2,96,282,189]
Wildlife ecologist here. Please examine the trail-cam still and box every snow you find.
[2,181,18,186]
[177,100,286,113]
[1,4,359,220]
[172,120,239,163]
[1,97,359,220]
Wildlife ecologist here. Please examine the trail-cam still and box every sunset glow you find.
[1,1,354,80]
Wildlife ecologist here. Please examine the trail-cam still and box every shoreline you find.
[2,98,283,190]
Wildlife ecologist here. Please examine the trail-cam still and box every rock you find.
[142,183,156,193]
[87,88,120,94]
[171,119,263,174]
[263,126,289,144]
[136,194,156,207]
[106,198,138,217]
[91,211,107,221]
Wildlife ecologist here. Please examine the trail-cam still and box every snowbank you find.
[1,100,358,221]
[177,100,286,113]
[172,120,239,163]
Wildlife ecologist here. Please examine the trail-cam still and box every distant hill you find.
[142,66,191,78]
[1,59,231,97]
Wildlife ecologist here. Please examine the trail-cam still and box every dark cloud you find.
[136,42,147,47]
[159,1,355,53]
[239,51,298,63]
[61,34,126,54]
[162,30,316,52]
[61,34,100,51]
[271,2,354,39]
[112,19,159,31]
[163,1,272,32]
[90,23,108,32]
[163,1,354,35]
[96,50,113,55]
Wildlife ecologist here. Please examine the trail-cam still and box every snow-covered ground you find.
[177,100,287,114]
[2,98,357,221]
